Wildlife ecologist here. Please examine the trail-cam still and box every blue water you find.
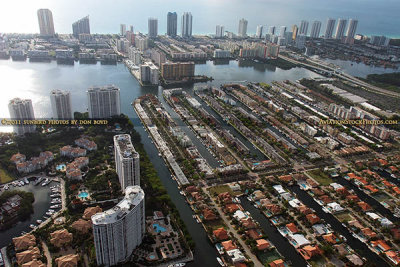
[153,223,167,233]
[78,192,89,198]
[56,164,66,171]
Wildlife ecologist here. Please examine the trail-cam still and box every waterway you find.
[323,58,399,78]
[0,180,54,248]
[288,185,390,266]
[240,197,308,267]
[0,58,359,265]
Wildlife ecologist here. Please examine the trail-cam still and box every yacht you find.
[217,257,225,266]
[36,220,43,224]
[29,224,36,229]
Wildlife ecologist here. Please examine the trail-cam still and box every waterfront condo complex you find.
[87,85,121,119]
[8,98,36,135]
[92,186,145,267]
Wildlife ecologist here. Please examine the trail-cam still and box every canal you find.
[0,180,54,248]
[240,197,308,267]
[288,185,390,266]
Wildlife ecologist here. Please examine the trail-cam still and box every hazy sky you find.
[1,0,399,37]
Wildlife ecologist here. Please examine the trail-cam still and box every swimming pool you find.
[149,255,156,260]
[78,192,89,199]
[56,164,66,171]
[153,223,167,233]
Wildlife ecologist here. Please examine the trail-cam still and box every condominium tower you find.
[50,89,72,119]
[324,18,336,39]
[114,134,140,191]
[72,16,90,37]
[256,25,264,38]
[167,12,178,36]
[346,19,358,39]
[299,20,309,36]
[216,25,224,38]
[148,18,158,38]
[238,18,248,37]
[181,12,193,38]
[92,186,145,267]
[8,98,36,135]
[310,20,321,38]
[120,24,126,36]
[37,9,55,36]
[87,85,121,119]
[335,18,347,39]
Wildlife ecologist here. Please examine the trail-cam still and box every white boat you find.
[36,220,43,224]
[179,191,184,195]
[24,178,29,184]
[217,257,225,266]
[29,224,36,229]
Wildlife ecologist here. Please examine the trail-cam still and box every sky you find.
[1,0,399,37]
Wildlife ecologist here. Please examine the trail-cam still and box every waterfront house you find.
[227,249,246,263]
[298,245,322,260]
[12,234,36,251]
[269,259,285,267]
[256,239,271,250]
[225,203,241,214]
[357,201,372,211]
[322,233,339,244]
[286,223,299,234]
[213,227,229,241]
[50,229,73,248]
[202,208,218,221]
[82,206,102,220]
[16,247,41,265]
[385,251,400,266]
[22,259,46,267]
[55,254,79,267]
[71,219,92,234]
[346,254,364,266]
[246,229,263,240]
[361,228,377,239]
[370,240,391,253]
[221,240,237,252]
[306,214,321,225]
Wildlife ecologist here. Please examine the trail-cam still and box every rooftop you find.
[114,134,139,159]
[92,186,144,225]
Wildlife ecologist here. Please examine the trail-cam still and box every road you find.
[202,188,264,267]
[279,54,400,99]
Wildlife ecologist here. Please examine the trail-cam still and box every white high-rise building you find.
[140,62,159,85]
[256,25,263,38]
[279,26,286,37]
[346,19,358,39]
[120,24,126,36]
[238,18,248,37]
[299,20,309,36]
[50,90,72,119]
[148,18,158,38]
[335,18,347,40]
[128,47,142,65]
[87,85,121,119]
[92,186,145,267]
[325,18,336,39]
[310,21,321,38]
[268,26,276,35]
[37,9,55,36]
[114,134,140,191]
[216,25,224,38]
[8,98,36,135]
[181,12,193,37]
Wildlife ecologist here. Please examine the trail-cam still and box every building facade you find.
[310,21,321,38]
[335,18,347,40]
[87,85,121,118]
[181,12,193,38]
[114,134,140,191]
[37,9,55,36]
[167,12,177,36]
[8,98,36,135]
[72,16,90,38]
[50,89,73,119]
[92,186,145,267]
[216,25,224,38]
[325,18,336,39]
[160,62,195,80]
[238,18,248,37]
[148,18,158,38]
[299,20,309,36]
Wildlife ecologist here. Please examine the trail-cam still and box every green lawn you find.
[209,185,233,196]
[307,169,333,186]
[257,249,281,265]
[0,167,15,184]
[205,219,226,230]
[335,212,353,223]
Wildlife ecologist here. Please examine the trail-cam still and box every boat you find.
[168,263,186,267]
[46,212,53,216]
[179,191,184,195]
[29,224,36,229]
[36,220,43,224]
[34,177,44,185]
[24,178,29,184]
[217,257,225,266]
[42,178,50,186]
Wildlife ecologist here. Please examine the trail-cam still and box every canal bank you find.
[288,184,391,267]
[240,197,308,267]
